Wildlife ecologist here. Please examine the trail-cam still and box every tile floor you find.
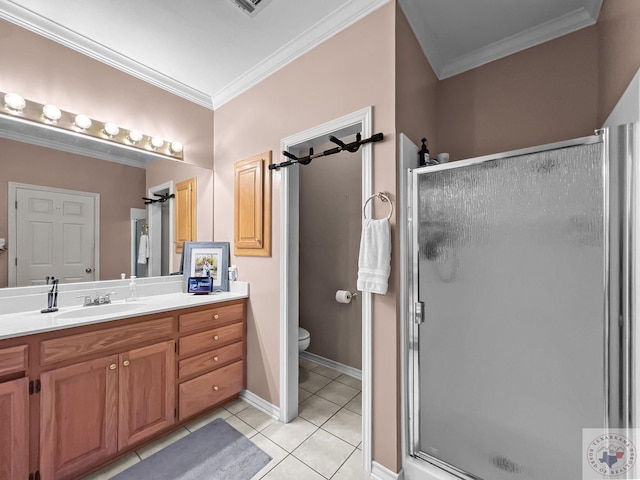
[83,357,373,479]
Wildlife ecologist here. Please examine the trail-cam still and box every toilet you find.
[298,327,311,352]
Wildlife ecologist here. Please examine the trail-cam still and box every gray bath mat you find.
[112,418,271,480]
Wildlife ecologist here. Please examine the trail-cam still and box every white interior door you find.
[14,185,98,286]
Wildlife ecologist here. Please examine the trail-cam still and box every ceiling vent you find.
[232,0,272,17]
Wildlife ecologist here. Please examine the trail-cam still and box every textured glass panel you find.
[417,143,604,479]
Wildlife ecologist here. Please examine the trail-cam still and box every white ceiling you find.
[0,0,602,110]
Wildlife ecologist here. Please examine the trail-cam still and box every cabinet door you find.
[118,341,175,450]
[175,178,196,254]
[0,378,29,480]
[40,355,118,480]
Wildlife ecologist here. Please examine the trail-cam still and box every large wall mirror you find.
[0,116,213,288]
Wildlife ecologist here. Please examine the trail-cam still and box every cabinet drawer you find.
[0,345,28,376]
[41,317,174,366]
[179,302,244,333]
[178,341,243,379]
[179,322,243,358]
[179,360,243,420]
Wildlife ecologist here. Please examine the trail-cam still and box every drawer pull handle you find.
[123,360,130,367]
[213,385,219,391]
[214,314,219,320]
[109,363,117,370]
[213,335,219,341]
[213,356,219,362]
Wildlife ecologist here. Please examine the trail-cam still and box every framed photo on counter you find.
[181,241,230,292]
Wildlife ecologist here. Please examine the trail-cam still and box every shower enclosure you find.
[407,125,636,479]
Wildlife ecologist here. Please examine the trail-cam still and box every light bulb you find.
[128,130,143,143]
[4,92,26,112]
[150,136,164,149]
[42,104,62,121]
[74,114,92,130]
[103,122,120,137]
[169,141,183,154]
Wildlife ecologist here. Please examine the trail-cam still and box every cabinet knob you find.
[123,360,130,367]
[109,363,117,370]
[214,314,219,320]
[212,385,219,391]
[213,335,219,341]
[213,356,219,362]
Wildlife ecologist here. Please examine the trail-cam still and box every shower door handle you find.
[414,301,424,325]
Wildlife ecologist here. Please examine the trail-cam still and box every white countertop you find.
[0,289,248,341]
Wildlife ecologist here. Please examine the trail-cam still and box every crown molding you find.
[400,0,602,80]
[440,7,600,79]
[0,0,213,110]
[212,0,391,109]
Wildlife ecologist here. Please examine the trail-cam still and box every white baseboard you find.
[300,351,362,380]
[240,390,280,419]
[372,461,404,480]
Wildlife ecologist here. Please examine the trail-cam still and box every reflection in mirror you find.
[1,136,147,288]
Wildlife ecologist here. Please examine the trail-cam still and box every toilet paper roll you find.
[335,290,352,304]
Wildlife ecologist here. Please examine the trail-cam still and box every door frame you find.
[147,181,175,276]
[8,182,100,286]
[130,208,147,277]
[279,106,373,471]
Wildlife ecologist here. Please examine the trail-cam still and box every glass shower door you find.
[410,140,607,479]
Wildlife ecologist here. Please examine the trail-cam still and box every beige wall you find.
[0,138,145,286]
[299,146,363,369]
[214,2,400,471]
[395,2,440,152]
[597,0,640,125]
[436,0,640,162]
[437,26,599,161]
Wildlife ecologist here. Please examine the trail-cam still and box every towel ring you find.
[363,192,393,220]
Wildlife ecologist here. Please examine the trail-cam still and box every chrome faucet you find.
[77,292,118,306]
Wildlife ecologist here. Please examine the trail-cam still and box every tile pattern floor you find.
[83,357,373,479]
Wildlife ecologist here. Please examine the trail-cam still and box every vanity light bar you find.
[1,91,184,161]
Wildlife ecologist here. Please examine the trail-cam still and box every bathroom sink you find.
[55,302,147,320]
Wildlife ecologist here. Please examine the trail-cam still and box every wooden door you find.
[0,378,29,480]
[40,356,118,480]
[175,178,196,254]
[118,341,175,450]
[15,185,97,286]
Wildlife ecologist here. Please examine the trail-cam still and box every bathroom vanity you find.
[0,293,247,480]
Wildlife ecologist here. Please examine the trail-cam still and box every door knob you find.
[213,335,219,341]
[85,267,93,273]
[212,385,219,391]
[213,356,219,362]
[123,360,130,367]
[109,364,117,370]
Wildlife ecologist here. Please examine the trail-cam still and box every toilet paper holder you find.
[335,290,358,304]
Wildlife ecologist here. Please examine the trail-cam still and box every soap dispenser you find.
[126,275,139,301]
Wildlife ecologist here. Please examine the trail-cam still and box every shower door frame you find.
[404,128,635,479]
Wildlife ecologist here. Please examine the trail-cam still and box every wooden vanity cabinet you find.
[0,298,246,480]
[39,341,176,480]
[0,344,29,480]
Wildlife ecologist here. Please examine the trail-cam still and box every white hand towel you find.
[137,234,149,264]
[357,218,391,295]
